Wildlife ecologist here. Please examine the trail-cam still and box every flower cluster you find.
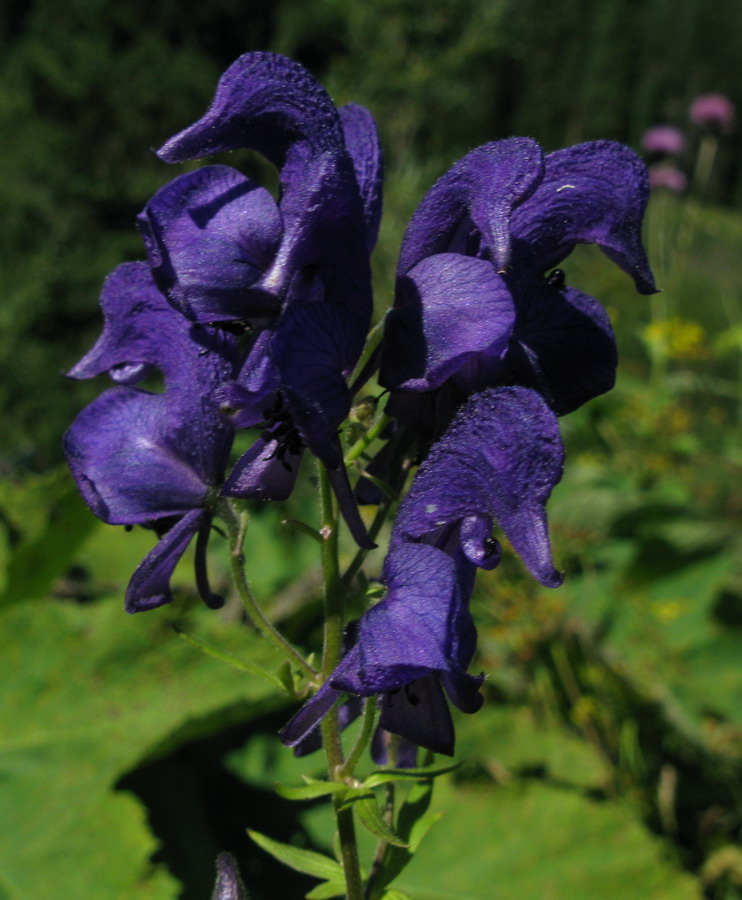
[641,91,735,194]
[67,52,654,757]
[65,53,380,610]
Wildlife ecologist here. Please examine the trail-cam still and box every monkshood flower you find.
[281,387,564,755]
[380,138,655,423]
[689,93,735,132]
[142,52,381,544]
[64,262,237,612]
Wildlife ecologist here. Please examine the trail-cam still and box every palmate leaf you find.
[0,593,286,898]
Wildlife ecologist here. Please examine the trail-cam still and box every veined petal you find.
[398,138,544,276]
[216,330,281,429]
[506,279,617,415]
[67,262,179,384]
[381,252,516,391]
[125,509,203,613]
[339,103,383,250]
[64,387,210,524]
[395,387,565,587]
[510,140,656,293]
[138,165,282,324]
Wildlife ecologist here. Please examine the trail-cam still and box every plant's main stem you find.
[318,464,364,900]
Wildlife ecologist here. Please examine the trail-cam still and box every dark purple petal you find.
[138,165,282,324]
[125,509,203,613]
[326,465,375,550]
[398,138,544,276]
[378,676,456,757]
[272,302,362,466]
[381,252,516,391]
[293,695,363,758]
[370,728,420,768]
[256,149,373,326]
[222,436,302,501]
[279,678,342,748]
[505,279,617,416]
[64,388,211,524]
[157,52,346,172]
[216,330,281,429]
[395,387,564,587]
[330,544,471,694]
[211,852,248,900]
[510,140,656,293]
[67,262,178,383]
[339,103,383,250]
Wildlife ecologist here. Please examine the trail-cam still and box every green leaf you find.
[381,892,413,900]
[353,795,408,848]
[305,880,346,899]
[274,780,348,801]
[0,471,97,606]
[0,597,287,897]
[247,830,344,882]
[175,628,287,692]
[363,761,461,789]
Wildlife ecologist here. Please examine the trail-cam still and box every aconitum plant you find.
[65,52,655,899]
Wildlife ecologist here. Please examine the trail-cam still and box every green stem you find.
[318,464,365,900]
[345,412,393,465]
[219,499,317,680]
[340,698,378,779]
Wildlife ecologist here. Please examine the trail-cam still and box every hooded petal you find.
[397,138,544,276]
[339,103,383,250]
[158,52,374,328]
[67,262,180,384]
[125,509,204,612]
[510,140,656,293]
[505,278,617,415]
[137,165,282,324]
[157,52,346,173]
[395,387,565,587]
[381,252,516,391]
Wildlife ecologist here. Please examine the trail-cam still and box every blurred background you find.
[1,0,741,897]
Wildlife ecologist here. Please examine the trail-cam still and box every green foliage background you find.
[1,1,741,897]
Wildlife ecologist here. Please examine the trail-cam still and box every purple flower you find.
[380,138,655,419]
[689,93,735,132]
[641,125,685,157]
[64,263,237,612]
[649,163,688,193]
[281,387,564,755]
[144,52,382,544]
